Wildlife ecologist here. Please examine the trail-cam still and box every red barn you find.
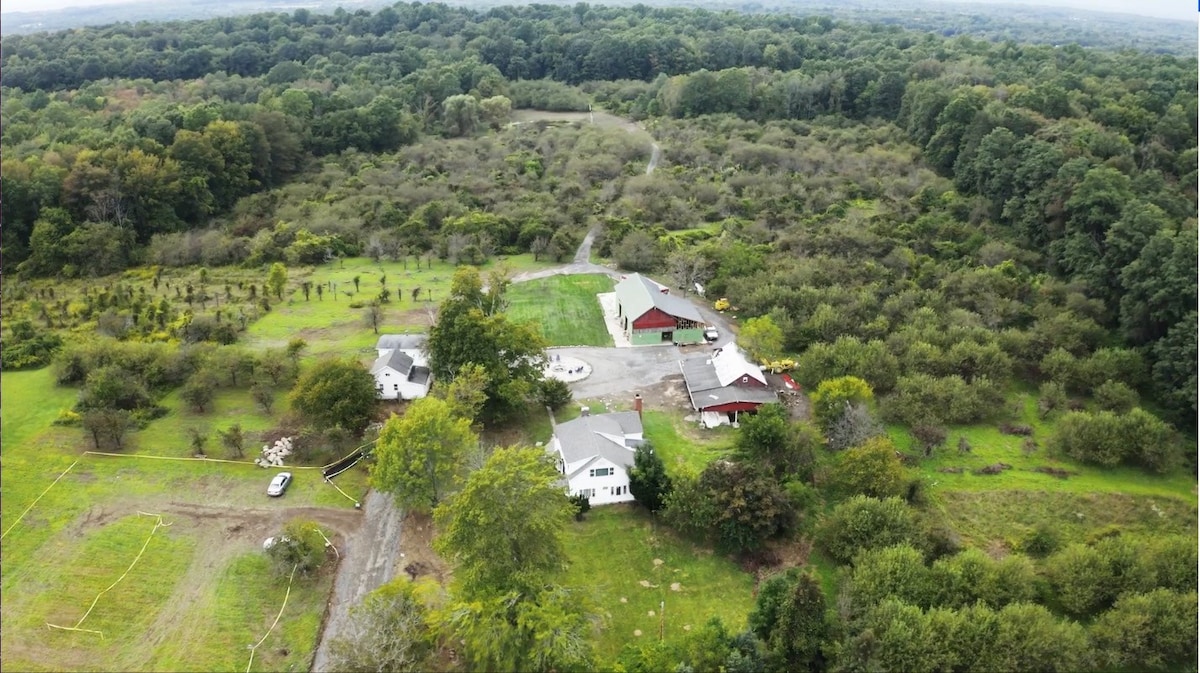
[680,343,777,425]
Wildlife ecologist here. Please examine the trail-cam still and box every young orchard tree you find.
[372,396,477,511]
[218,423,245,459]
[267,262,288,300]
[364,301,383,334]
[251,382,275,413]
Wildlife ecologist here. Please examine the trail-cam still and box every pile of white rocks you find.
[255,436,294,468]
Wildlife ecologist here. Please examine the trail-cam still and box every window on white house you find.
[589,467,612,477]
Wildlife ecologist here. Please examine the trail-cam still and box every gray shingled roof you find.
[680,355,777,410]
[615,274,704,323]
[409,366,431,385]
[375,334,427,351]
[554,411,643,474]
[370,349,414,375]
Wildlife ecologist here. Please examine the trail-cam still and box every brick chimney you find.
[634,393,643,421]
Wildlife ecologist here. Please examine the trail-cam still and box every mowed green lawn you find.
[564,506,756,662]
[1,367,366,672]
[507,274,614,347]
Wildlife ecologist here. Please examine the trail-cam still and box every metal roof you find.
[375,334,427,351]
[680,352,777,410]
[614,274,704,323]
[711,343,767,387]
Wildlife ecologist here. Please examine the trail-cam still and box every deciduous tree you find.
[288,358,378,435]
[372,397,477,511]
[433,445,573,598]
[328,579,435,673]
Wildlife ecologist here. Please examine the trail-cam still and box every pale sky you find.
[0,0,1194,21]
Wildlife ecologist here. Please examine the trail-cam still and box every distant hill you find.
[1,0,392,35]
[3,0,1195,56]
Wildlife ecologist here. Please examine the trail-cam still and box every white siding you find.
[566,457,635,505]
[373,366,429,400]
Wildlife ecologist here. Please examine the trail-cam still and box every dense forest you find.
[3,2,1195,424]
[0,2,1196,670]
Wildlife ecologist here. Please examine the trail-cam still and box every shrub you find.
[1094,379,1139,413]
[1020,523,1061,558]
[1048,408,1176,472]
[827,436,907,499]
[537,377,573,411]
[816,496,924,565]
[265,519,330,577]
[881,374,996,426]
[1037,381,1067,418]
[911,424,947,456]
[568,492,591,521]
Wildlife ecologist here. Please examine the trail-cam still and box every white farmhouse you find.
[549,410,644,505]
[371,334,432,400]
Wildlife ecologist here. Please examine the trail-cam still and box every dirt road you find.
[310,490,404,672]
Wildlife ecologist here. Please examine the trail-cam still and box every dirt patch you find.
[395,510,449,585]
[1031,466,1072,479]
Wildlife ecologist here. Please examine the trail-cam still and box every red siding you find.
[732,377,768,389]
[701,401,765,413]
[632,307,677,330]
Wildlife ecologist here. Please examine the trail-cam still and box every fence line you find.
[45,512,172,638]
[82,451,326,469]
[325,477,361,506]
[6,446,370,540]
[245,563,298,673]
[2,459,80,541]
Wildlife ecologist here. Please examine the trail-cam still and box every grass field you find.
[1,368,368,672]
[564,506,756,662]
[244,254,556,357]
[642,410,735,477]
[507,274,615,347]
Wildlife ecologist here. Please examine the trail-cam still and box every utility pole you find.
[659,600,664,641]
[589,103,594,125]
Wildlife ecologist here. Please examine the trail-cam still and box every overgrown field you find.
[880,389,1197,547]
[243,254,553,356]
[0,368,368,672]
[564,506,756,662]
[507,274,615,347]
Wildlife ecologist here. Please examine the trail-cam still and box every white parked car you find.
[704,326,720,342]
[267,472,292,497]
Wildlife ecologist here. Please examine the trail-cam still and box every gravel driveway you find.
[310,490,404,672]
[550,345,686,398]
